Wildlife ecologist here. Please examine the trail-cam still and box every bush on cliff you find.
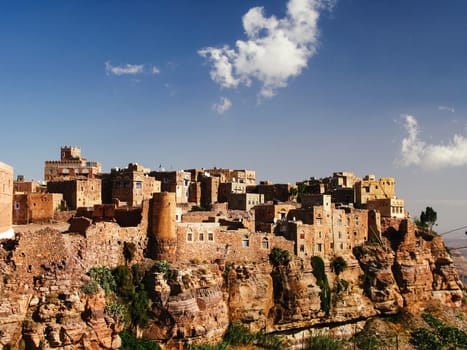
[269,247,291,267]
[311,256,331,315]
[120,331,161,350]
[87,266,116,295]
[306,333,343,350]
[330,256,347,276]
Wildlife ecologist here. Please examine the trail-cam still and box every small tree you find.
[420,206,437,232]
[331,256,348,276]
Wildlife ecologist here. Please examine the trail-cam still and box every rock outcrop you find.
[0,217,463,349]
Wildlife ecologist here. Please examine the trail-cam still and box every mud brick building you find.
[0,161,14,239]
[44,146,101,182]
[47,178,101,210]
[13,193,63,224]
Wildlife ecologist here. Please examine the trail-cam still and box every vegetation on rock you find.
[311,256,331,315]
[269,247,291,267]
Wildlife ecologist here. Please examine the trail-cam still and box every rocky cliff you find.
[0,218,463,349]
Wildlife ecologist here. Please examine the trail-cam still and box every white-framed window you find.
[242,234,249,247]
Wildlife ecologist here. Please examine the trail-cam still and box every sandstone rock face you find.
[0,217,463,348]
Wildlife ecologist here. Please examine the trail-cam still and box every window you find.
[199,233,204,241]
[124,181,131,188]
[261,237,269,249]
[340,243,344,249]
[187,233,193,241]
[14,201,20,210]
[280,211,286,220]
[318,231,322,238]
[242,234,250,247]
[208,232,214,241]
[299,233,305,240]
[135,181,142,189]
[317,243,322,252]
[316,218,322,225]
[330,242,334,249]
[299,244,305,252]
[338,231,342,239]
[115,181,121,188]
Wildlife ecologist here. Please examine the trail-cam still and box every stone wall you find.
[176,223,294,263]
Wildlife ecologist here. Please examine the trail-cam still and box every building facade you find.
[44,146,102,182]
[0,162,13,239]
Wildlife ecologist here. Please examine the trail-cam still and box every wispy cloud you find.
[212,97,232,114]
[398,115,467,169]
[438,105,455,113]
[199,0,331,99]
[152,66,160,75]
[105,61,144,76]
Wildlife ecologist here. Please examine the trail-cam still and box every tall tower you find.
[151,192,177,262]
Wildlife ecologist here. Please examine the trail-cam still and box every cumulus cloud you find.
[438,105,455,113]
[199,0,330,98]
[105,61,144,76]
[212,97,232,114]
[399,115,467,169]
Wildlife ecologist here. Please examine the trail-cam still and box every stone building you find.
[205,168,256,185]
[44,146,102,182]
[13,193,63,224]
[255,202,297,232]
[218,182,246,203]
[284,195,369,258]
[13,176,45,194]
[247,181,292,203]
[367,197,405,218]
[354,175,395,207]
[47,178,101,210]
[150,170,191,204]
[228,193,264,211]
[0,161,14,240]
[200,175,220,208]
[105,163,160,207]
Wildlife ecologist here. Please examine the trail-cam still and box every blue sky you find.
[1,0,467,240]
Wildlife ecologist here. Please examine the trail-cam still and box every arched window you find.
[261,237,269,249]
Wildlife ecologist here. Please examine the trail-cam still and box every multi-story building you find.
[205,168,256,185]
[150,170,191,204]
[286,195,368,258]
[14,176,45,194]
[107,163,160,207]
[13,193,63,224]
[47,178,101,210]
[0,162,14,239]
[247,181,292,203]
[228,193,264,211]
[44,146,101,182]
[367,198,405,218]
[354,175,395,207]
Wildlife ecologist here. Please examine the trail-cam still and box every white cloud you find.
[198,0,330,98]
[438,105,455,113]
[399,115,467,169]
[152,66,160,75]
[212,97,232,114]
[105,61,144,76]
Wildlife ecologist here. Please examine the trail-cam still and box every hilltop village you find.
[0,147,464,350]
[2,146,406,262]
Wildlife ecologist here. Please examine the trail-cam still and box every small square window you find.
[199,233,204,241]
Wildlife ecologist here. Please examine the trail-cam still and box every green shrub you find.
[307,334,343,350]
[105,301,127,323]
[331,256,347,276]
[187,343,229,350]
[119,331,161,350]
[81,280,99,295]
[154,260,170,273]
[123,241,136,262]
[269,247,291,267]
[311,256,331,315]
[410,328,443,350]
[88,266,116,295]
[113,265,134,299]
[224,321,255,345]
[129,288,149,327]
